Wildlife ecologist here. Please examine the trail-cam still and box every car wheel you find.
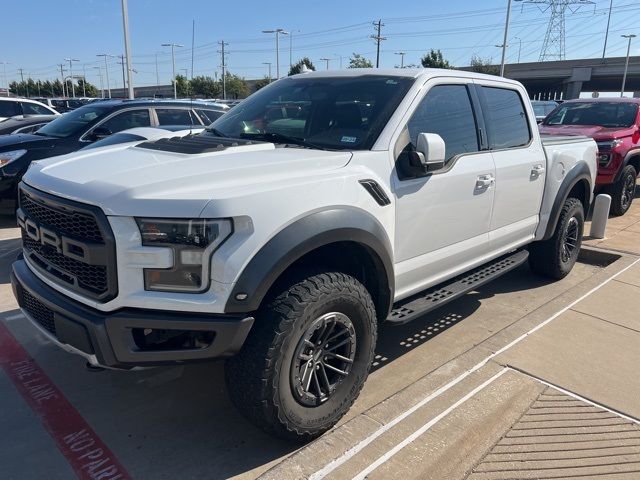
[610,165,637,216]
[529,197,584,280]
[225,272,377,441]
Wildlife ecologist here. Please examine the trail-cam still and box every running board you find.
[386,250,529,325]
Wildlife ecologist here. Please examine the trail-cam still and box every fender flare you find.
[542,162,593,241]
[224,207,395,314]
[614,148,640,183]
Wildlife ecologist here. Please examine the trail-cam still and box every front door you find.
[392,82,495,300]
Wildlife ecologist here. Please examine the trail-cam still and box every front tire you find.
[529,197,584,279]
[225,272,377,442]
[610,165,637,216]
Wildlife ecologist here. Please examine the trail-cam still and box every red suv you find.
[539,98,640,215]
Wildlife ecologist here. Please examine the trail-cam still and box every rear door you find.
[476,81,545,250]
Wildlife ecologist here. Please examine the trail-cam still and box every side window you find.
[481,87,531,149]
[0,101,18,117]
[407,84,479,163]
[99,109,151,134]
[21,102,52,115]
[155,108,195,125]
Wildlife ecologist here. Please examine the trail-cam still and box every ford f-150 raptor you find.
[11,69,597,441]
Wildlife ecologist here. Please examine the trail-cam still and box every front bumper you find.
[11,259,254,369]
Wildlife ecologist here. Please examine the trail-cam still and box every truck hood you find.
[538,124,637,141]
[23,142,352,217]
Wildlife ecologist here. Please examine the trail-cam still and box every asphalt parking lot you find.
[1,187,640,480]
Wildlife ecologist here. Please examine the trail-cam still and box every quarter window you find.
[99,109,151,133]
[407,84,479,163]
[481,87,531,149]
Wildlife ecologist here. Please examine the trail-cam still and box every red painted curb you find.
[0,321,132,480]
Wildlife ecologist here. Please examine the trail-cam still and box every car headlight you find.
[0,149,27,167]
[136,218,233,292]
[597,139,623,151]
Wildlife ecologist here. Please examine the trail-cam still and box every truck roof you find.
[291,68,521,85]
[561,97,640,104]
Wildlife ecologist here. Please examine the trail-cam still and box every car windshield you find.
[544,102,638,128]
[209,75,413,150]
[36,104,110,138]
[532,102,557,117]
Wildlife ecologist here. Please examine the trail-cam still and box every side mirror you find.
[90,126,112,141]
[409,133,446,172]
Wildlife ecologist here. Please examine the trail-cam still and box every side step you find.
[386,250,529,325]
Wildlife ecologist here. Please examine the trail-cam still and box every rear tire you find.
[529,197,584,280]
[610,165,637,217]
[225,272,377,442]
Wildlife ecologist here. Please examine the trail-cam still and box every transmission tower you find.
[517,0,594,61]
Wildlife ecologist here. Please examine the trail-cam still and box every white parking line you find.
[308,256,640,480]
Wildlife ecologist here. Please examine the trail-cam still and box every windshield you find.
[532,102,557,117]
[209,75,413,150]
[36,104,110,138]
[544,102,638,128]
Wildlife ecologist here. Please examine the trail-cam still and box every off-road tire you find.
[225,272,377,442]
[610,165,637,217]
[529,197,584,279]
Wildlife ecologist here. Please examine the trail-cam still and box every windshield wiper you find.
[240,132,327,150]
[206,127,229,138]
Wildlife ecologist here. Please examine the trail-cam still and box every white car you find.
[0,97,59,121]
[12,69,597,441]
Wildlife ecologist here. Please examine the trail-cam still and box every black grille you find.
[18,184,118,302]
[22,236,108,294]
[21,289,56,335]
[20,190,103,242]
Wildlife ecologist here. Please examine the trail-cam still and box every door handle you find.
[475,174,494,190]
[531,164,545,177]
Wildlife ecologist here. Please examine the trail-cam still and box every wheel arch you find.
[224,208,394,321]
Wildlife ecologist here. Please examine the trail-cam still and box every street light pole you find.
[394,51,406,68]
[499,0,512,77]
[162,43,183,99]
[64,58,79,97]
[621,34,637,97]
[93,66,104,98]
[262,62,272,82]
[320,57,330,70]
[121,0,135,99]
[262,29,288,79]
[602,0,614,58]
[515,37,522,63]
[97,54,113,98]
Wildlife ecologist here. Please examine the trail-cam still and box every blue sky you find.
[1,0,638,89]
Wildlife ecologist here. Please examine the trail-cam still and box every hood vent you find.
[137,134,260,154]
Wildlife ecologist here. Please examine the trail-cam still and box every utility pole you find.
[371,20,386,68]
[118,55,127,91]
[57,64,67,97]
[18,68,29,97]
[621,34,637,97]
[499,0,512,76]
[82,64,87,97]
[93,66,104,98]
[320,58,330,70]
[97,54,113,98]
[36,79,41,97]
[0,62,9,97]
[515,36,523,63]
[262,62,272,82]
[64,58,79,97]
[394,51,406,68]
[121,0,135,99]
[602,0,613,58]
[288,30,300,69]
[218,40,228,99]
[262,29,288,78]
[161,43,183,99]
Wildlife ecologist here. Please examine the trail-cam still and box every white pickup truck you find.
[11,69,596,441]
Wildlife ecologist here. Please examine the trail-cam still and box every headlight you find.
[136,218,232,292]
[0,149,27,167]
[597,139,623,151]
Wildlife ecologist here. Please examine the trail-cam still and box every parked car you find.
[0,97,59,121]
[539,98,640,215]
[531,100,558,123]
[0,99,226,213]
[0,115,58,135]
[11,69,596,441]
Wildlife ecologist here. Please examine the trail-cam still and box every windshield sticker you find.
[341,136,357,143]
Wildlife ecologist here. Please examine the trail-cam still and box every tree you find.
[224,72,249,98]
[348,53,373,68]
[289,57,315,76]
[469,55,499,75]
[190,76,221,98]
[421,49,452,69]
[253,77,271,91]
[174,74,190,97]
